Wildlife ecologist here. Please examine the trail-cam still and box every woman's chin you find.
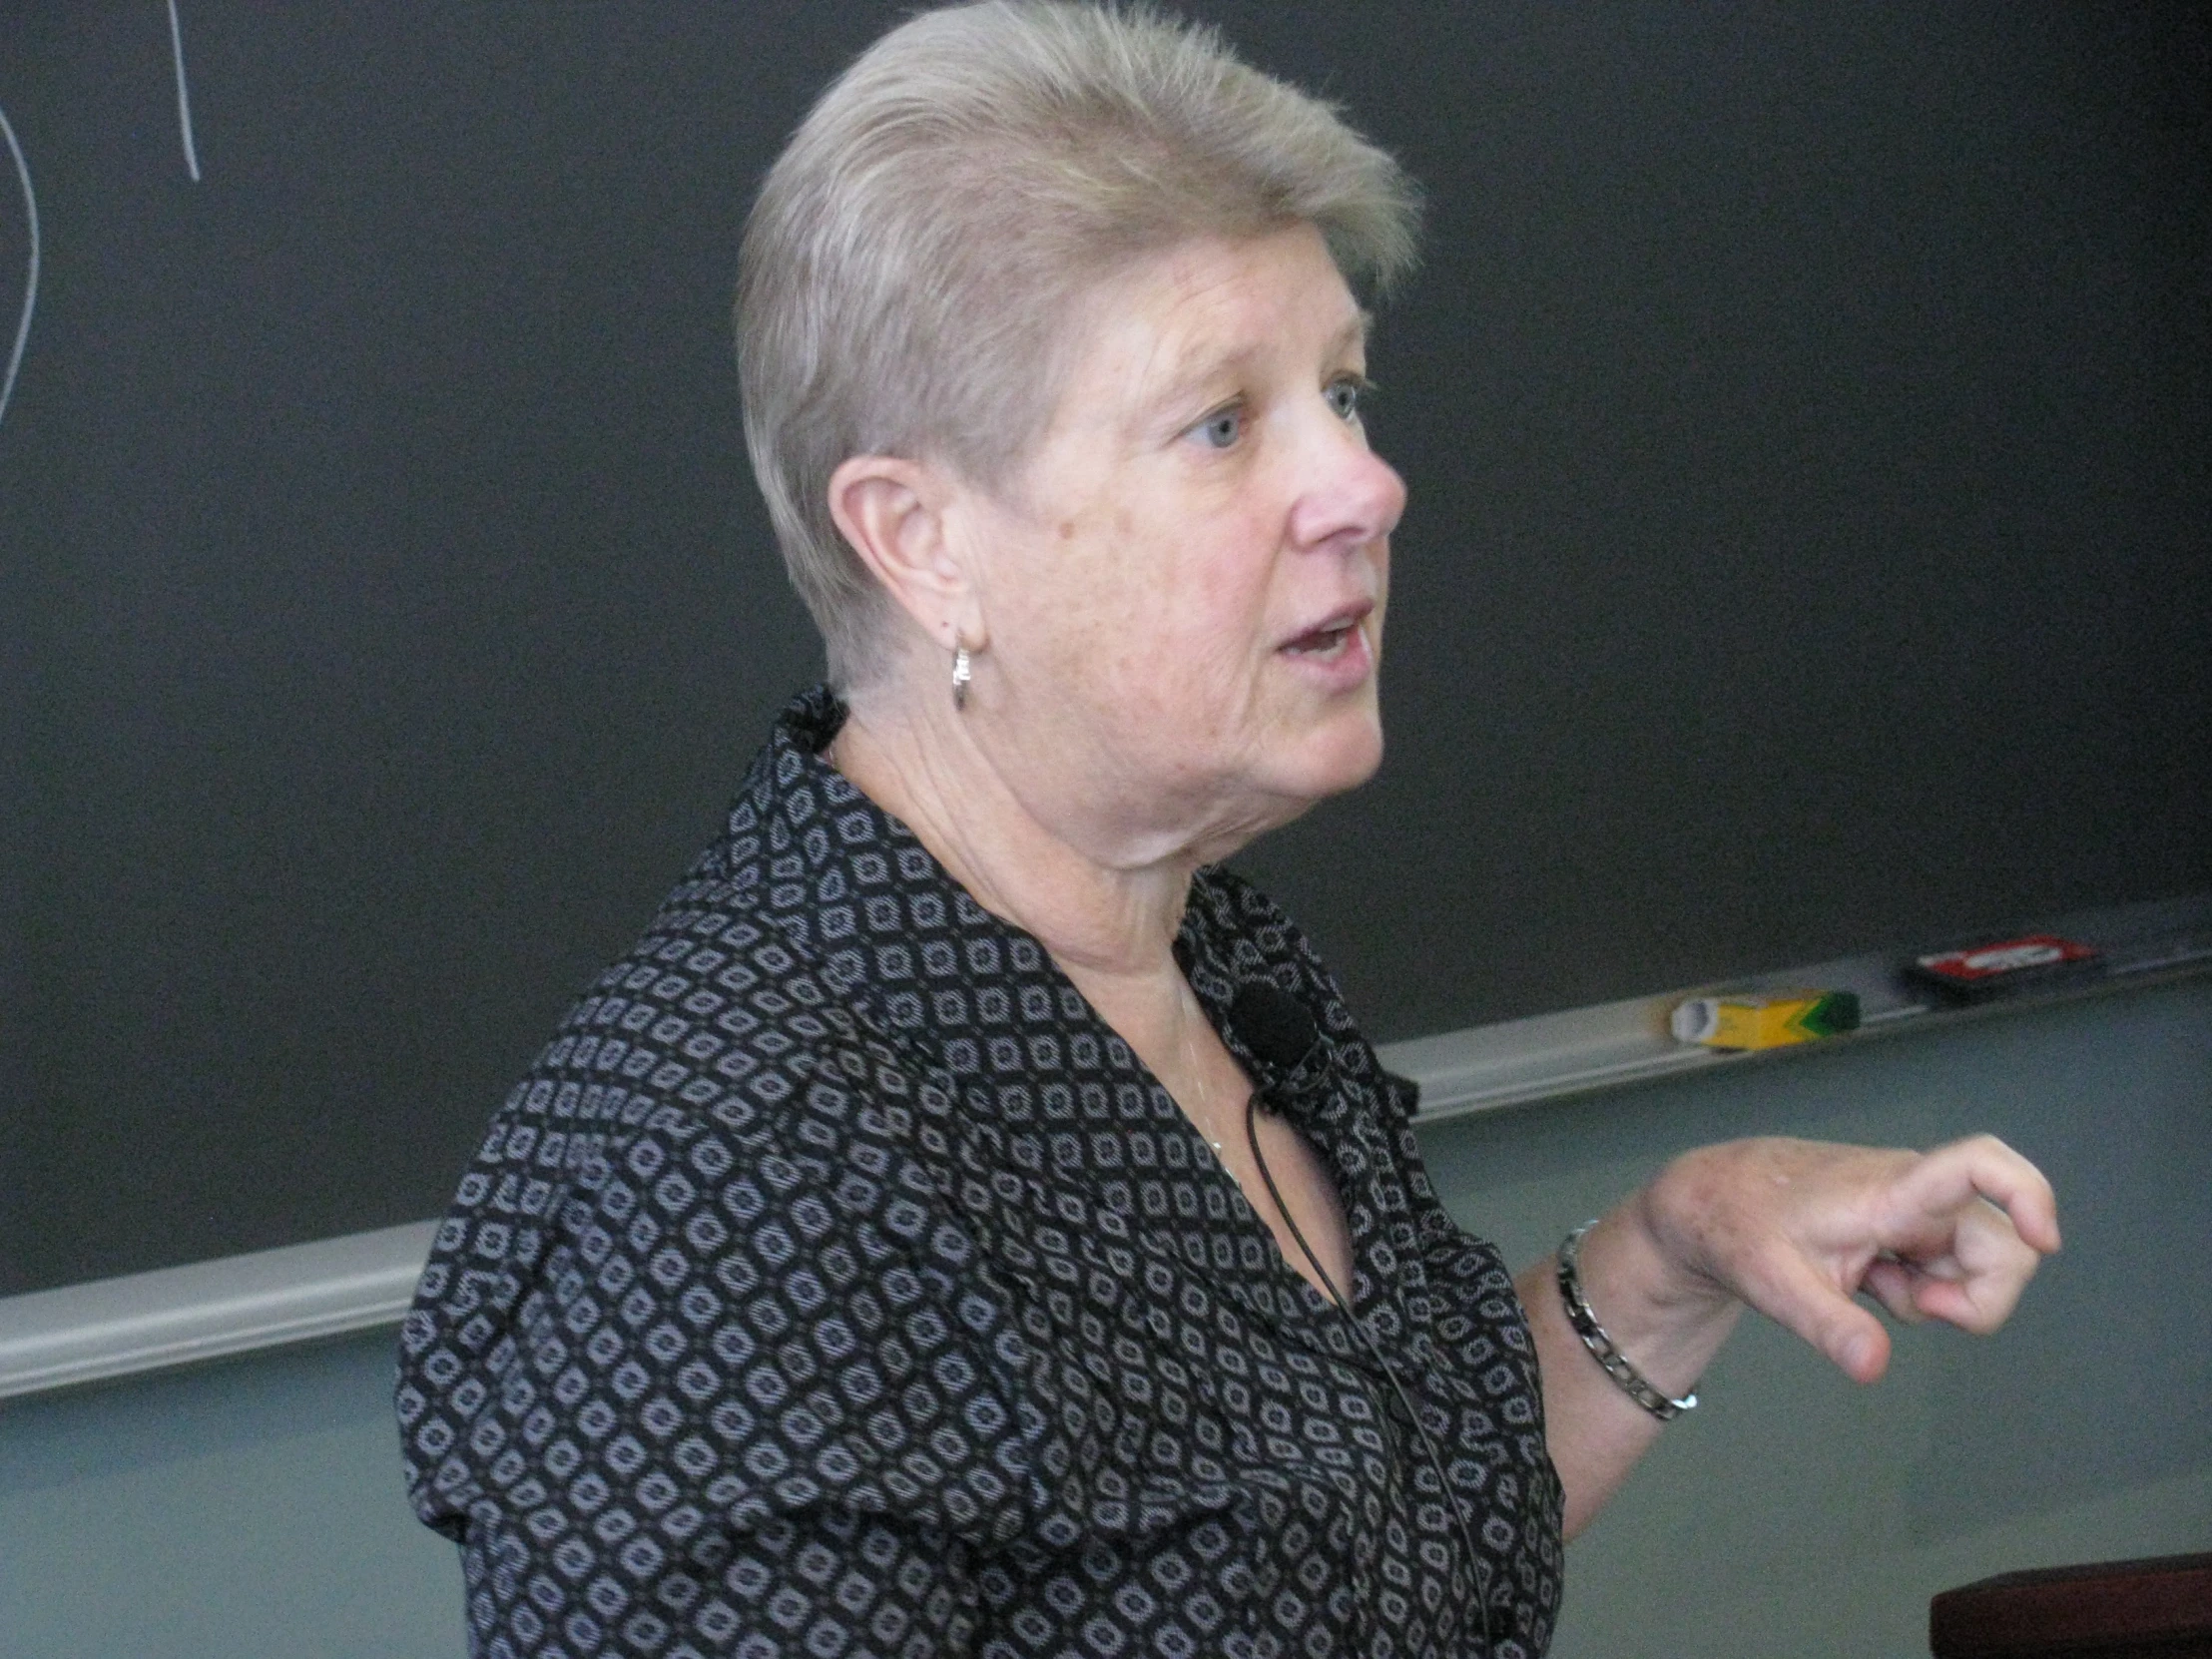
[1320,721,1386,798]
[1262,703,1384,811]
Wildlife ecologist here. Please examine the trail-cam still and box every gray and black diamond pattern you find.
[397,687,1564,1658]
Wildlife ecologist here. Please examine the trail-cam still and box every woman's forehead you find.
[1056,228,1367,426]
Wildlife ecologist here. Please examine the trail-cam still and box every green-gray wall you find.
[4,978,2206,1657]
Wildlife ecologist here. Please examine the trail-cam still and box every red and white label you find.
[1916,935,2097,982]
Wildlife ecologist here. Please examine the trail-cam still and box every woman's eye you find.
[1192,406,1244,449]
[1325,375,1368,421]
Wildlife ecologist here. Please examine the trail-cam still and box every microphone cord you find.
[1241,1088,1499,1656]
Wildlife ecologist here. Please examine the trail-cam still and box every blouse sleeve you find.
[398,981,1038,1656]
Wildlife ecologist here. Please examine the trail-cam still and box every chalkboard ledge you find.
[3,892,2203,1403]
[1393,947,1933,1121]
[0,1219,435,1403]
[1401,892,2210,1122]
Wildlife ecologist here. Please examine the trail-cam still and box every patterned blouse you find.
[397,688,1564,1658]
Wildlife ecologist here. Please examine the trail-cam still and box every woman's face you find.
[954,224,1405,867]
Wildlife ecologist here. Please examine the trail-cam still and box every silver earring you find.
[951,644,972,710]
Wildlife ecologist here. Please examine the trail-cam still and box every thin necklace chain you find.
[1177,984,1228,1154]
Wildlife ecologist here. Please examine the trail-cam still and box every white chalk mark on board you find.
[0,105,38,434]
[167,0,203,183]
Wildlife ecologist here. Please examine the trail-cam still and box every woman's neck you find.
[829,680,1204,1044]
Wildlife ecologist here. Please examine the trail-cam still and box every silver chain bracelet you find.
[1556,1221,1699,1422]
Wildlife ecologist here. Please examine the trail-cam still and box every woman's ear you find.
[827,455,983,652]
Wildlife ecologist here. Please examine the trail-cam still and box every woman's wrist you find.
[1557,1222,1700,1419]
[1566,1192,1742,1404]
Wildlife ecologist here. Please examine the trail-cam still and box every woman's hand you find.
[1523,1134,2059,1536]
[1634,1133,2060,1383]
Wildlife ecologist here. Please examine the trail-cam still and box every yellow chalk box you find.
[1669,990,1861,1051]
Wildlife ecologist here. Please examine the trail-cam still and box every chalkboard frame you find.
[1,1,2205,1297]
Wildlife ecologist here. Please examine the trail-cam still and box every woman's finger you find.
[1882,1134,2061,1256]
[1908,1200,2041,1333]
[1859,1255,1931,1325]
[1734,1235,1895,1383]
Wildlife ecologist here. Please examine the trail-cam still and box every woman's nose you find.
[1288,414,1405,553]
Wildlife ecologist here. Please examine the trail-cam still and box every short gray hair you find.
[736,1,1421,686]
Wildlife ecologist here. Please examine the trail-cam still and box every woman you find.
[397,6,2057,1656]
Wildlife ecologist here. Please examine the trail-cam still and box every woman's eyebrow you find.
[1135,308,1374,425]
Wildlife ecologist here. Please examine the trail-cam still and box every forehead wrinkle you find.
[1131,313,1194,418]
[1116,264,1248,426]
[1141,284,1371,425]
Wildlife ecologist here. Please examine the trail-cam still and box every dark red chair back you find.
[1931,1552,2212,1658]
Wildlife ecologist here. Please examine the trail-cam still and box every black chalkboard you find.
[3,3,2205,1297]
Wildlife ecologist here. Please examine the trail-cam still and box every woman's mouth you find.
[1284,621,1358,658]
[1281,602,1374,659]
[1278,606,1377,686]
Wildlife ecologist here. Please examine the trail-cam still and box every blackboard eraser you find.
[1905,935,2102,1004]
